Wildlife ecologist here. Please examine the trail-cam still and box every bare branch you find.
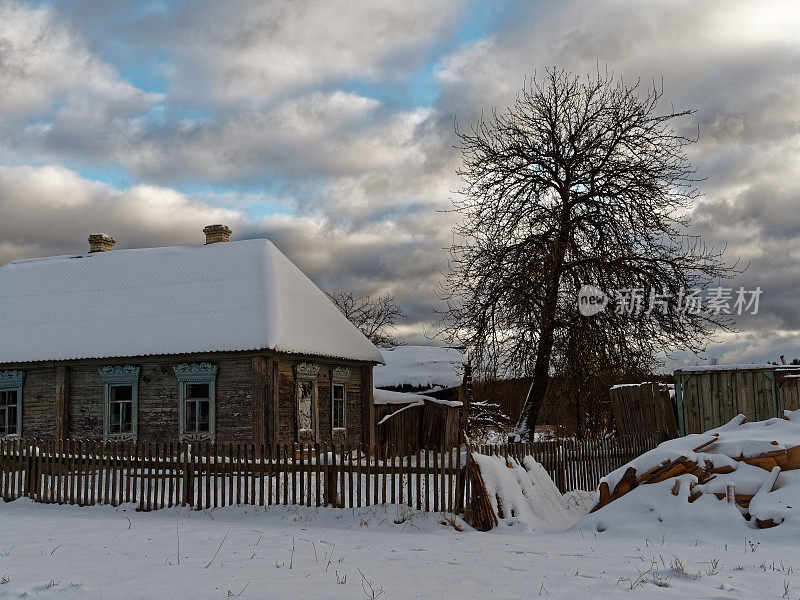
[327,290,406,347]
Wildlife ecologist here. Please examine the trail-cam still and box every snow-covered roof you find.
[0,238,384,364]
[372,387,462,408]
[675,363,780,373]
[373,345,464,389]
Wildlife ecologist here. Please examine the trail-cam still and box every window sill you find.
[180,433,215,443]
[332,428,347,434]
[0,434,20,440]
[104,434,137,443]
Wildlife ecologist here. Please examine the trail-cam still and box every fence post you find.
[556,443,567,493]
[180,443,190,507]
[24,440,34,500]
[325,444,337,507]
[462,441,472,523]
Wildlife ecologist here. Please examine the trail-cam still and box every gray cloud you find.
[432,0,800,365]
[3,0,800,362]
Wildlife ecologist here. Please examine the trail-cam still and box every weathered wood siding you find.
[610,382,678,439]
[3,351,372,446]
[20,366,57,438]
[676,367,800,435]
[274,357,365,446]
[374,400,461,452]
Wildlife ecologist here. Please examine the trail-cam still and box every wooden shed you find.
[372,388,463,455]
[609,382,678,439]
[674,364,800,435]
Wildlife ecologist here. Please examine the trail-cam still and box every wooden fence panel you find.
[0,436,657,513]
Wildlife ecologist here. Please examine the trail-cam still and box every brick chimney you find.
[88,234,116,253]
[203,224,232,244]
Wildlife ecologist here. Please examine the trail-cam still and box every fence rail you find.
[474,433,660,494]
[0,434,660,513]
[0,439,465,513]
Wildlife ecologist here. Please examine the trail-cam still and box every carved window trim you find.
[174,363,217,442]
[295,363,319,439]
[0,370,24,438]
[99,366,140,442]
[331,368,349,432]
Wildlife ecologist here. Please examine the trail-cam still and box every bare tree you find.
[441,68,738,440]
[328,290,406,347]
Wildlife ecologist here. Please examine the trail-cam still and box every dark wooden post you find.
[251,356,268,447]
[55,366,70,441]
[361,366,375,454]
[324,445,335,506]
[461,361,472,439]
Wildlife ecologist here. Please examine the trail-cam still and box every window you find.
[0,371,24,438]
[295,363,320,439]
[99,366,140,441]
[297,380,314,433]
[0,389,20,437]
[108,385,134,434]
[174,363,217,441]
[332,384,346,430]
[330,367,350,432]
[185,383,211,434]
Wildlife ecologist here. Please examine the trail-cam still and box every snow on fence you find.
[0,435,658,514]
[0,438,465,513]
[473,433,661,494]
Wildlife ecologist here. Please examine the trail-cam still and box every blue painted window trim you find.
[174,363,217,442]
[0,370,24,438]
[98,366,140,442]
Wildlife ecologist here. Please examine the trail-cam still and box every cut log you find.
[783,445,800,470]
[713,492,755,506]
[590,481,612,513]
[639,460,671,481]
[693,434,720,453]
[709,464,736,474]
[611,467,638,500]
[648,460,695,484]
[696,472,716,485]
[755,517,781,529]
[743,456,780,471]
[671,480,680,495]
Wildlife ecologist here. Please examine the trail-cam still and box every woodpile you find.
[466,456,498,531]
[590,425,800,530]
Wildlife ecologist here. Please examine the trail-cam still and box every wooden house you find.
[0,226,384,447]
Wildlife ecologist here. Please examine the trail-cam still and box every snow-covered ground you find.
[2,495,799,599]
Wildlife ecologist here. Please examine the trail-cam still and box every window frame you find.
[330,367,350,433]
[0,370,24,439]
[99,366,140,442]
[174,363,217,442]
[295,363,320,440]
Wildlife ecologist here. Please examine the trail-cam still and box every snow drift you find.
[581,409,800,534]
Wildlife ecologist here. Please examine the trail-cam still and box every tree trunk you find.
[516,330,553,440]
[515,192,572,440]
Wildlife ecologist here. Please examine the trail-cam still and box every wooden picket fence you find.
[473,433,660,494]
[0,434,659,514]
[0,438,465,513]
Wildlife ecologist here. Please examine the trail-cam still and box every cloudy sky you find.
[1,0,799,368]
